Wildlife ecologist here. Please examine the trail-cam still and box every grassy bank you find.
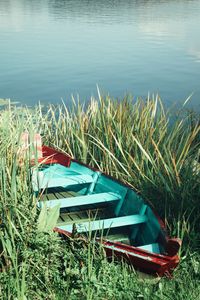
[0,95,200,299]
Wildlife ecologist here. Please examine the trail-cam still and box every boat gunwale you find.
[54,227,180,276]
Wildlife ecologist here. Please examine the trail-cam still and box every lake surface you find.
[0,0,200,109]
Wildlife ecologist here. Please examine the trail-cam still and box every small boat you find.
[31,144,181,277]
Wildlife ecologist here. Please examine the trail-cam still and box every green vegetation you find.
[0,95,200,299]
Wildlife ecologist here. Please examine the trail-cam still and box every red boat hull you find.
[54,227,180,277]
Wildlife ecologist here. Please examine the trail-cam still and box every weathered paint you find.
[32,164,93,191]
[38,192,121,209]
[58,214,147,233]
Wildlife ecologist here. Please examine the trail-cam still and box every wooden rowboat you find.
[32,145,181,277]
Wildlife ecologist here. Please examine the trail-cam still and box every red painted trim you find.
[54,227,180,276]
[31,145,71,167]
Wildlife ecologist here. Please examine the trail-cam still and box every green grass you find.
[0,94,200,299]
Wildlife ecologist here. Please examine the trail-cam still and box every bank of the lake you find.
[0,96,199,299]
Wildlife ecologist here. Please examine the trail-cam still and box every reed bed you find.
[0,95,199,299]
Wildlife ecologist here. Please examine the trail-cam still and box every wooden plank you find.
[60,207,105,220]
[58,207,113,226]
[38,192,121,209]
[57,217,64,223]
[61,213,73,223]
[87,171,101,194]
[130,204,147,241]
[41,190,71,201]
[58,191,78,198]
[33,170,93,191]
[32,164,93,191]
[114,190,128,216]
[57,214,147,233]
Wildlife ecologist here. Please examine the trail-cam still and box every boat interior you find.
[32,162,166,255]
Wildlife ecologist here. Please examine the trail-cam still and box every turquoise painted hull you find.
[32,146,181,276]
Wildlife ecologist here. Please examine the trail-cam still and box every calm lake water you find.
[0,0,200,109]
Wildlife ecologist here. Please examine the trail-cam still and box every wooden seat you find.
[38,192,121,209]
[57,214,147,233]
[32,165,93,191]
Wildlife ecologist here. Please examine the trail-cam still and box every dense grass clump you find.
[0,95,199,299]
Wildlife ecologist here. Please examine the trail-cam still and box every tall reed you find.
[23,95,200,218]
[0,95,199,299]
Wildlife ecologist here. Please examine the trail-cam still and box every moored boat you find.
[32,145,181,276]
